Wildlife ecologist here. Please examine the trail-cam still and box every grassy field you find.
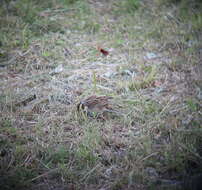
[0,0,202,189]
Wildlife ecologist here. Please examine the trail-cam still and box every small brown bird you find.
[77,95,114,118]
[77,95,113,112]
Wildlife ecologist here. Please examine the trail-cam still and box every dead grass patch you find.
[0,0,202,189]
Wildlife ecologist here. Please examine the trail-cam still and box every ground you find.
[0,0,202,190]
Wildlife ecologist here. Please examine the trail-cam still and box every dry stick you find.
[28,168,59,182]
[20,154,31,167]
[35,158,51,170]
[7,154,14,170]
[14,94,36,107]
[158,97,173,116]
[81,163,101,182]
[138,152,159,163]
[166,12,181,25]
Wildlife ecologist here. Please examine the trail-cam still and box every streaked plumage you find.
[77,95,113,113]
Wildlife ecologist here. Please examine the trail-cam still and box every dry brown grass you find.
[0,0,202,189]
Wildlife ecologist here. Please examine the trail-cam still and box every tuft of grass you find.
[125,0,140,12]
[60,0,80,5]
[128,66,157,91]
[0,117,12,128]
[186,98,199,112]
[31,19,65,36]
[14,0,39,24]
[45,146,70,165]
[0,0,87,51]
[114,0,140,15]
[75,124,100,168]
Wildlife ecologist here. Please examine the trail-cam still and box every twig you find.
[81,163,101,182]
[14,94,36,107]
[138,152,159,163]
[28,168,59,182]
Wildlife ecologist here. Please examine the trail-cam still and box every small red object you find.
[98,46,109,56]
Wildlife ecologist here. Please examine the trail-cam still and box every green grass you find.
[126,0,140,12]
[0,0,202,189]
